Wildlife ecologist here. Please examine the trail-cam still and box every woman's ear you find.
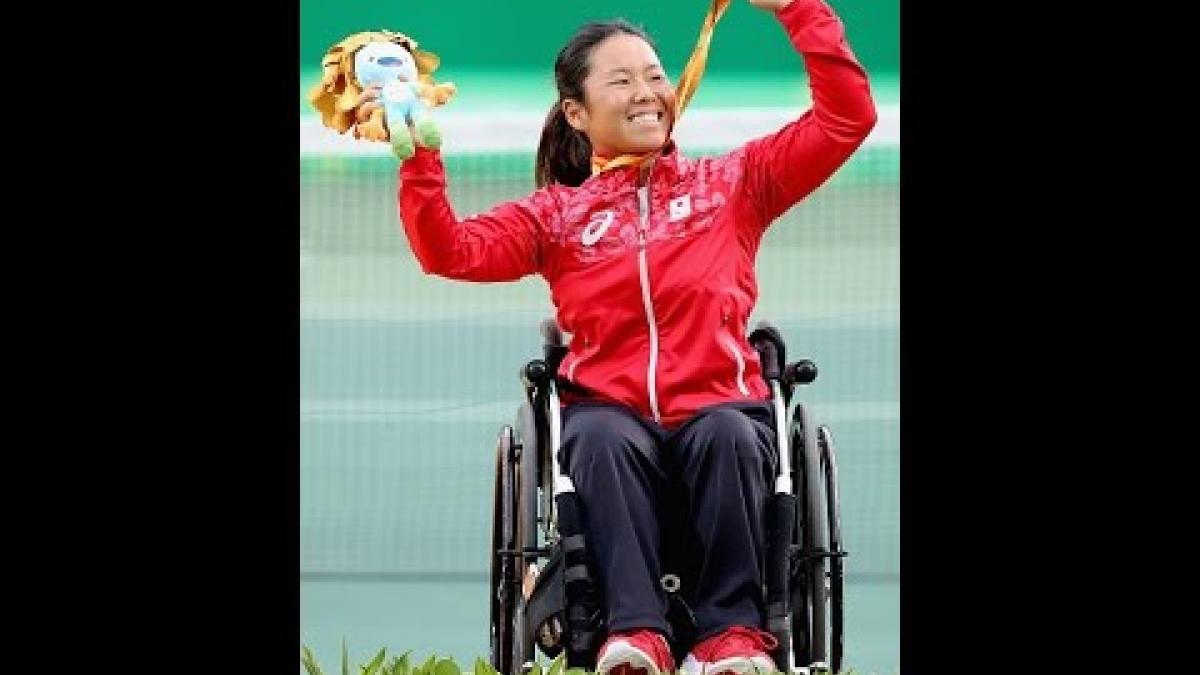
[562,98,588,133]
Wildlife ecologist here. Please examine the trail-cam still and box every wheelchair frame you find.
[490,321,846,675]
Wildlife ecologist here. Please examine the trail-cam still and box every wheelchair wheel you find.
[789,403,833,672]
[515,402,541,557]
[511,403,541,670]
[490,426,518,675]
[818,425,845,674]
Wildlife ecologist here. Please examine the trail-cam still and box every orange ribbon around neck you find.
[591,0,733,176]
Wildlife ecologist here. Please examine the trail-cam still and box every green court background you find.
[300,0,899,672]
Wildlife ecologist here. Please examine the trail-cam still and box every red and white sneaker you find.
[679,625,778,675]
[595,629,676,675]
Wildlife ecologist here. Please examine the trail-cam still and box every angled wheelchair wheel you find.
[490,426,519,675]
[788,403,833,672]
[818,425,845,674]
[510,402,541,671]
[515,402,541,558]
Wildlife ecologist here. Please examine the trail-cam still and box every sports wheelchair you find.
[490,320,846,675]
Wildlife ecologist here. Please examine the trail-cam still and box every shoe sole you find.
[596,641,666,675]
[679,653,776,675]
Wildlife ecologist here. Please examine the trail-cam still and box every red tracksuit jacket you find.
[398,0,876,429]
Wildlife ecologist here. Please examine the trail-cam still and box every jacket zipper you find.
[636,162,661,423]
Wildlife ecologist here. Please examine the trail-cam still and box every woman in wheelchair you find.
[382,0,875,672]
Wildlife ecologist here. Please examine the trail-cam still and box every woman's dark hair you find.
[535,20,655,188]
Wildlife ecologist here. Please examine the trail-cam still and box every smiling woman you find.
[568,46,671,153]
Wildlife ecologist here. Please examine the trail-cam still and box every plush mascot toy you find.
[309,31,457,159]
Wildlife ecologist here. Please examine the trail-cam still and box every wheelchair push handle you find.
[522,359,550,389]
[750,321,818,386]
[538,318,570,380]
[758,349,818,387]
[758,341,783,381]
[751,321,785,382]
[540,318,564,347]
[787,359,818,385]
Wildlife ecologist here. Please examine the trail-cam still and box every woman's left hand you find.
[747,0,793,10]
